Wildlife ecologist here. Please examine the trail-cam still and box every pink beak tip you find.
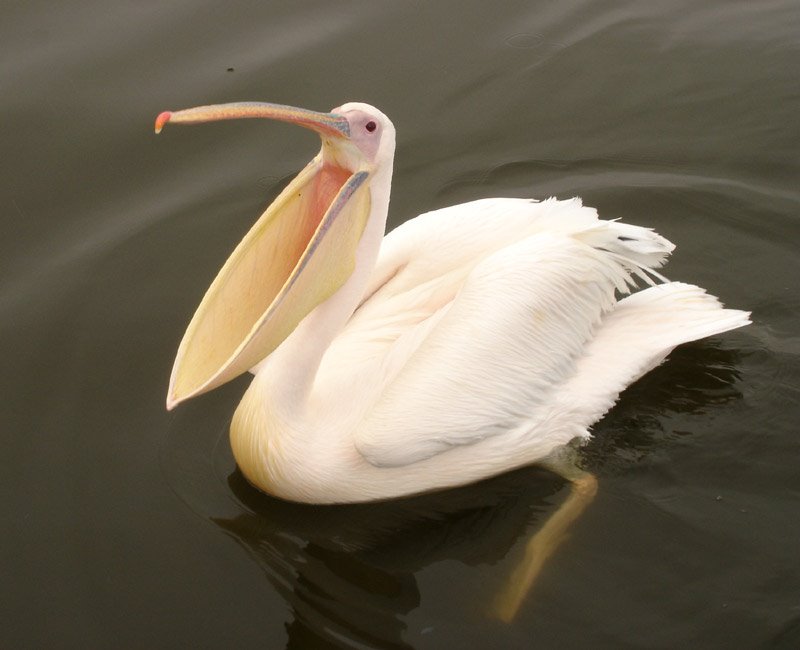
[154,111,172,134]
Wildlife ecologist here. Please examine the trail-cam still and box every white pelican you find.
[156,101,749,617]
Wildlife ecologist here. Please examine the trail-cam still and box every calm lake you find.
[2,0,799,647]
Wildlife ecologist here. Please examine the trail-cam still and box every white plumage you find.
[158,101,749,507]
[231,196,748,503]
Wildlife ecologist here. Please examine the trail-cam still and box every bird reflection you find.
[216,472,421,649]
[214,466,561,648]
[162,340,745,646]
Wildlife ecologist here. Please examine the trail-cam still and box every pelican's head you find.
[324,101,396,170]
[156,101,395,409]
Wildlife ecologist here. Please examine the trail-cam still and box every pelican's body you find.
[230,196,742,504]
[157,102,750,505]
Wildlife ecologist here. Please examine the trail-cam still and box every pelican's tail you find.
[562,281,751,425]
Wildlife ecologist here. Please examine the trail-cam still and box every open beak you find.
[156,102,372,409]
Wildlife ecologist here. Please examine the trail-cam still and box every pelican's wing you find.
[325,198,646,388]
[358,197,672,317]
[352,203,675,468]
[358,198,600,310]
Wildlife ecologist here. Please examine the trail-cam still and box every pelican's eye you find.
[365,121,377,133]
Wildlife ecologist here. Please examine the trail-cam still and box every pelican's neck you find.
[252,160,394,412]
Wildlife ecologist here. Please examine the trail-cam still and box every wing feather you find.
[315,197,677,468]
[354,233,635,467]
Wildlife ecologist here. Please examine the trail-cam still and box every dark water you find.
[3,1,799,647]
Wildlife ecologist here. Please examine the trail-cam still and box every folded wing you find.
[344,198,677,467]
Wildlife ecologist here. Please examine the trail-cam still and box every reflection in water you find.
[217,475,421,649]
[162,341,744,647]
[215,468,561,648]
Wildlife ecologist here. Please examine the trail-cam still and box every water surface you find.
[2,1,799,647]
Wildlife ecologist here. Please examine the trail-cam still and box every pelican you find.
[156,101,749,618]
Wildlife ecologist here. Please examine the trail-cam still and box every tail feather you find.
[560,282,751,428]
